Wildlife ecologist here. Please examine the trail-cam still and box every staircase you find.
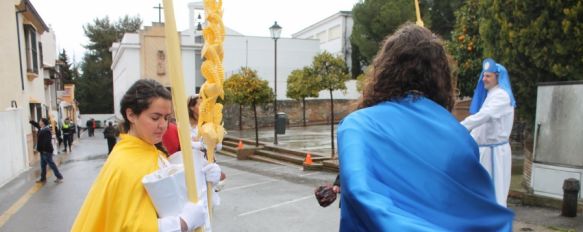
[219,136,338,171]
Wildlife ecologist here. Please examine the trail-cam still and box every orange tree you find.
[311,51,350,157]
[224,67,273,146]
[286,67,320,127]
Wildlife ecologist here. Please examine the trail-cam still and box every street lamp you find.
[269,21,282,145]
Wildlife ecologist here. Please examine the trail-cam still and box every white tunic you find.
[461,86,514,207]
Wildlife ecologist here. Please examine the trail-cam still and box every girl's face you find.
[127,97,172,145]
[189,98,201,119]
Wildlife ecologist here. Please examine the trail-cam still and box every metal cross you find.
[154,3,163,23]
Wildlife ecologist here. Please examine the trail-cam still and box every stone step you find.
[221,145,238,154]
[247,154,288,166]
[261,145,329,161]
[255,149,306,165]
[218,149,237,159]
[322,160,339,172]
[224,140,242,146]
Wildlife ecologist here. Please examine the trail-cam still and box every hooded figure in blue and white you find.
[462,58,516,207]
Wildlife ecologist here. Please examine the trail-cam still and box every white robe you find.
[461,86,514,207]
[163,126,221,232]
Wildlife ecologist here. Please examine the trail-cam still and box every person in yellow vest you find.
[71,79,206,232]
[62,118,73,152]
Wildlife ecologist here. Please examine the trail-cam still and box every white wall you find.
[0,109,29,188]
[293,12,353,71]
[41,29,57,67]
[111,32,201,120]
[222,35,320,100]
[111,34,141,120]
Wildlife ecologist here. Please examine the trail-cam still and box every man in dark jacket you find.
[103,122,119,155]
[31,118,64,183]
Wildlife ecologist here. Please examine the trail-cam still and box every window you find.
[39,42,43,67]
[329,25,341,40]
[317,31,327,43]
[24,24,38,74]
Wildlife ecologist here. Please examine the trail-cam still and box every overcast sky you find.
[30,0,358,63]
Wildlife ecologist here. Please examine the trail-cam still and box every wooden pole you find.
[414,0,424,27]
[162,1,202,231]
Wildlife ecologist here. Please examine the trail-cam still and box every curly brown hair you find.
[358,23,455,110]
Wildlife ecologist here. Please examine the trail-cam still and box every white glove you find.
[178,202,206,231]
[203,163,221,185]
[199,140,223,152]
[215,143,223,152]
[191,140,204,151]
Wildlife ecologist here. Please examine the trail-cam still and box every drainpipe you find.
[16,9,27,91]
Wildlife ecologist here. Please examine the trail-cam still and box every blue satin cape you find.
[338,96,513,231]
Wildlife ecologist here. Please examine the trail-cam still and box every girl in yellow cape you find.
[71,79,206,232]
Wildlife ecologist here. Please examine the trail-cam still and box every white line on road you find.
[221,179,276,192]
[237,195,314,217]
[299,171,320,177]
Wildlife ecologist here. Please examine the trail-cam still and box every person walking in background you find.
[62,118,73,152]
[103,121,119,154]
[86,118,95,137]
[30,118,63,183]
[461,58,516,207]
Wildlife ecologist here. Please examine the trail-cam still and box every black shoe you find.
[62,149,67,152]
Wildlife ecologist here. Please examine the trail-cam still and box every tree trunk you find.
[239,104,243,130]
[302,97,307,127]
[330,89,335,158]
[253,102,259,146]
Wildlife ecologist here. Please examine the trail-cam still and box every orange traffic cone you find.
[304,152,313,165]
[237,140,244,149]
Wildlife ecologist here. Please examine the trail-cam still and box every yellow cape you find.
[71,134,160,232]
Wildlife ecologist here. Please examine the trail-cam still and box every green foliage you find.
[75,16,142,114]
[311,51,350,92]
[350,42,364,78]
[350,0,433,64]
[286,67,320,101]
[58,49,76,84]
[428,0,465,39]
[447,0,482,97]
[356,69,369,93]
[224,67,273,106]
[478,0,583,123]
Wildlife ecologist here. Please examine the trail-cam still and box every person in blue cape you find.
[337,23,514,231]
[461,58,516,207]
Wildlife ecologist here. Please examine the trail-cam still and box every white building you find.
[293,11,353,71]
[0,0,62,187]
[292,11,359,100]
[188,3,358,100]
[110,3,360,116]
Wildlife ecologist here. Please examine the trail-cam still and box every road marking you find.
[238,195,314,217]
[299,171,320,177]
[221,179,276,192]
[0,183,43,228]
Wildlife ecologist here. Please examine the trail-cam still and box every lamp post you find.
[269,21,282,145]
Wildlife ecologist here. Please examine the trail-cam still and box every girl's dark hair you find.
[358,23,455,110]
[119,79,172,132]
[187,94,200,121]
